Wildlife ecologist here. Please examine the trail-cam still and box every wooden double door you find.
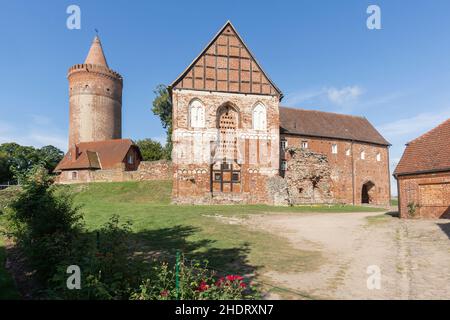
[210,161,241,193]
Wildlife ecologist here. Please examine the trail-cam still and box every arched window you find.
[252,103,267,130]
[189,100,205,128]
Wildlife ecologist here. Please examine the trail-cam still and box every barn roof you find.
[54,139,140,172]
[394,118,450,176]
[279,106,390,146]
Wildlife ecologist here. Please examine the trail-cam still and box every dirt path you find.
[247,212,450,300]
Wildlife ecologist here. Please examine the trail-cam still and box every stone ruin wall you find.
[284,148,334,205]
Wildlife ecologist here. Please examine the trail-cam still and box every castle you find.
[170,21,390,206]
[55,22,391,206]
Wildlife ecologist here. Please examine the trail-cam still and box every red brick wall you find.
[397,171,450,218]
[171,89,280,204]
[281,135,390,205]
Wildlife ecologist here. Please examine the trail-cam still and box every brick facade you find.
[169,21,391,206]
[394,119,450,218]
[281,135,390,205]
[397,172,450,218]
[171,90,280,204]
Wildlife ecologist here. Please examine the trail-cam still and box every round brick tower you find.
[67,35,123,147]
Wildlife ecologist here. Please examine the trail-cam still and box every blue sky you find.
[1,0,450,195]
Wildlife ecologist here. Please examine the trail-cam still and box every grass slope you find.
[68,181,384,274]
[0,181,387,299]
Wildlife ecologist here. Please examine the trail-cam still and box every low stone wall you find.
[131,160,173,181]
[56,160,173,184]
[92,160,173,182]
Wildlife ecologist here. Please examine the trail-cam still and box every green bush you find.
[131,257,258,300]
[4,166,84,285]
[47,216,258,300]
[4,168,258,300]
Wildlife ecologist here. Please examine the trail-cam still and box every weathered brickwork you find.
[170,21,391,206]
[394,119,450,219]
[56,160,173,184]
[397,172,450,219]
[281,135,390,205]
[284,148,333,204]
[171,89,280,204]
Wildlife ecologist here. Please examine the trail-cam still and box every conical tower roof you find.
[84,35,109,68]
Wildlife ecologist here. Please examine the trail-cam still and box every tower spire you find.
[84,35,108,68]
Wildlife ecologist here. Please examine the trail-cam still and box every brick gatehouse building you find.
[170,21,391,205]
[394,119,450,218]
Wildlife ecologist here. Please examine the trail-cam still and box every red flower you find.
[160,290,169,297]
[239,282,247,288]
[226,275,244,282]
[215,277,225,287]
[197,281,209,292]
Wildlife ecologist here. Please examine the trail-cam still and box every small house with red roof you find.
[394,119,450,218]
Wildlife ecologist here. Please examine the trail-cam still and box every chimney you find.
[70,144,79,161]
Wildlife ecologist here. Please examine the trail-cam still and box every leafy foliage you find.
[151,84,172,160]
[4,166,84,284]
[4,169,258,300]
[131,257,258,300]
[0,143,64,183]
[135,139,165,161]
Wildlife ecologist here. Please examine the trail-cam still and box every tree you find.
[0,143,64,183]
[0,151,11,183]
[151,84,172,159]
[38,145,64,172]
[135,139,164,161]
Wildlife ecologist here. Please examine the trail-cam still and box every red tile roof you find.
[279,107,390,146]
[394,118,450,176]
[54,139,140,172]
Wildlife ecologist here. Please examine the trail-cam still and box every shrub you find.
[407,202,419,218]
[131,256,258,300]
[5,168,259,300]
[4,166,84,285]
[48,215,144,300]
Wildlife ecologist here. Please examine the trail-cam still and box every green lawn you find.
[68,181,385,274]
[0,181,387,299]
[391,198,399,206]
